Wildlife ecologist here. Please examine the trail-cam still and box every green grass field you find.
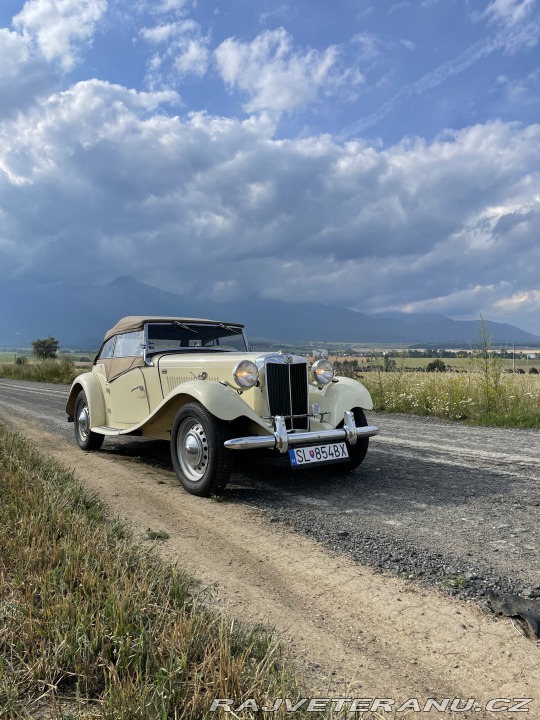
[0,352,20,362]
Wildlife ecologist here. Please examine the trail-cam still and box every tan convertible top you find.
[97,316,245,382]
[103,316,244,343]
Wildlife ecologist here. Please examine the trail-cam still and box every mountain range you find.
[2,276,539,349]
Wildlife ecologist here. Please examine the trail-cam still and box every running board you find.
[92,425,123,436]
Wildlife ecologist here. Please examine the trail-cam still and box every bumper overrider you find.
[224,411,379,455]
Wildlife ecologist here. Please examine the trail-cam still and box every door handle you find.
[131,385,144,392]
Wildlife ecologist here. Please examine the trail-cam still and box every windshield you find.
[146,322,248,354]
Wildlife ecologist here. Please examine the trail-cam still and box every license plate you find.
[288,442,349,468]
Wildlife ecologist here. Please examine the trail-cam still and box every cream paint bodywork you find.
[67,371,107,427]
[311,375,373,426]
[67,349,374,440]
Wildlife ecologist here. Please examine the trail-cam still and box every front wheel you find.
[170,402,233,496]
[74,390,104,451]
[334,408,370,472]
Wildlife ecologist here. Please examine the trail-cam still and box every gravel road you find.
[1,378,539,601]
[2,377,540,707]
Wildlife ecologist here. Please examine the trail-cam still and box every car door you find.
[107,331,150,427]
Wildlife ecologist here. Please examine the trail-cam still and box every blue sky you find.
[1,0,540,333]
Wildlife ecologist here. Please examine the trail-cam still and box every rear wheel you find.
[333,408,370,472]
[171,402,232,496]
[74,390,104,451]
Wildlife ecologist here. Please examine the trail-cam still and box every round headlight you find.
[233,360,258,388]
[311,358,334,385]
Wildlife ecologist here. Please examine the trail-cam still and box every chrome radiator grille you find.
[265,361,309,430]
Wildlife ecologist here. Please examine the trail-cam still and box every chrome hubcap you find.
[184,431,203,467]
[77,405,89,441]
[177,419,209,482]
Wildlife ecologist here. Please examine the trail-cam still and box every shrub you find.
[31,335,60,360]
[426,359,446,373]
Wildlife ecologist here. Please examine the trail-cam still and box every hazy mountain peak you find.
[1,277,539,348]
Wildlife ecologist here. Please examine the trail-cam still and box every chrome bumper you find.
[224,411,379,454]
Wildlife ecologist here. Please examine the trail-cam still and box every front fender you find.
[66,372,107,427]
[311,376,373,427]
[135,380,271,436]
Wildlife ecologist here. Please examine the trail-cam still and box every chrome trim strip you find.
[224,413,379,454]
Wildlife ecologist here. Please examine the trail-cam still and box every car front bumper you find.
[224,411,379,455]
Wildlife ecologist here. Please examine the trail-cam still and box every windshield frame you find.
[143,321,249,360]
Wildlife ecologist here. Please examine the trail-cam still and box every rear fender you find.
[66,373,107,427]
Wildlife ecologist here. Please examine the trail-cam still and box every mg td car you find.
[66,316,379,496]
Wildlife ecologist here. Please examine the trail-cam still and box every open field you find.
[0,356,87,384]
[331,355,540,372]
[0,352,22,362]
[359,370,540,427]
[0,423,317,720]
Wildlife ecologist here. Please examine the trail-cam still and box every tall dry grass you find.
[358,370,540,428]
[0,425,317,719]
[0,355,82,384]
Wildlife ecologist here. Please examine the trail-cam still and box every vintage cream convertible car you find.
[66,316,379,496]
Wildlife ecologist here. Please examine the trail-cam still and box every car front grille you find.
[265,361,309,430]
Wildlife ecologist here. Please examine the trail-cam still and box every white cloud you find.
[139,16,209,84]
[481,0,536,26]
[0,76,539,330]
[0,28,31,77]
[140,22,190,44]
[174,38,209,77]
[215,28,362,113]
[0,28,59,118]
[344,22,539,136]
[399,284,508,316]
[13,0,107,72]
[389,2,410,14]
[495,289,540,310]
[352,31,416,64]
[496,68,540,101]
[155,0,191,15]
[352,32,385,61]
[400,39,416,51]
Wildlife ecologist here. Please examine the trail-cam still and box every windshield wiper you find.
[173,321,198,333]
[219,323,240,333]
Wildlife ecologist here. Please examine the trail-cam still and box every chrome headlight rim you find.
[311,358,334,386]
[233,359,259,388]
